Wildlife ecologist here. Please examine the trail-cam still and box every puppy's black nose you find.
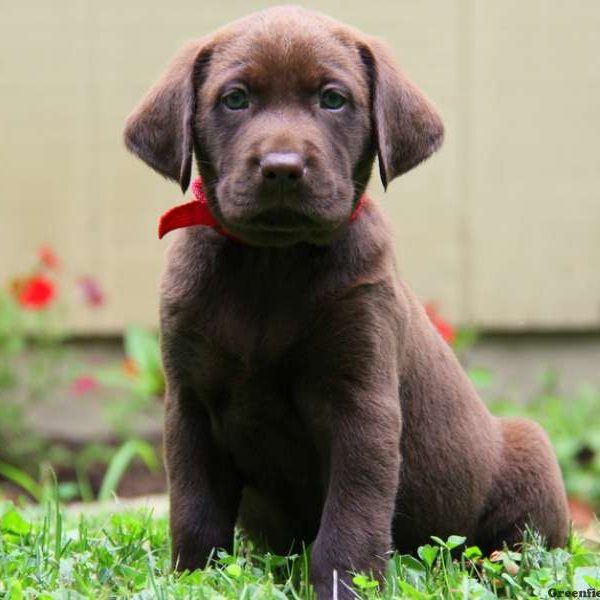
[260,153,304,182]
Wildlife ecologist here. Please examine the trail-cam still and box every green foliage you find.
[468,367,494,390]
[0,463,43,502]
[0,440,159,505]
[0,306,163,504]
[0,289,71,469]
[97,440,159,502]
[124,327,163,396]
[0,292,25,388]
[452,326,479,357]
[0,250,164,503]
[0,504,597,599]
[97,326,164,399]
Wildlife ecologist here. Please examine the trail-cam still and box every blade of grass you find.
[0,461,43,502]
[98,439,159,501]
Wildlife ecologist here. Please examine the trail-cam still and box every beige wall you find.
[1,0,598,333]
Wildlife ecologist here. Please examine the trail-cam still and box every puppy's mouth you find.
[212,181,355,246]
[240,209,322,233]
[221,208,342,247]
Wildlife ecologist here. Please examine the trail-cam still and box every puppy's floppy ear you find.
[359,39,444,189]
[123,40,212,193]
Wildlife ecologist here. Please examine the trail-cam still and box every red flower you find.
[71,375,99,396]
[425,303,455,344]
[77,276,104,308]
[38,244,60,270]
[18,276,55,310]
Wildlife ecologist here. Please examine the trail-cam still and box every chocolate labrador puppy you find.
[124,6,568,598]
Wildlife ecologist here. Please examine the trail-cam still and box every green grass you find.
[0,500,599,599]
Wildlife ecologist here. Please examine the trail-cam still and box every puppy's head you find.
[125,7,443,247]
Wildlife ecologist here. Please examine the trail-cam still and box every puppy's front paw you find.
[171,541,209,573]
[311,547,361,600]
[312,570,355,600]
[170,525,232,573]
[311,540,388,600]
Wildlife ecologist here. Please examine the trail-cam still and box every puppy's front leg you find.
[165,388,242,572]
[311,393,401,600]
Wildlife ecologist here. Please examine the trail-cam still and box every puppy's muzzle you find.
[241,151,321,232]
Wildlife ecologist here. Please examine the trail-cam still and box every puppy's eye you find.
[222,88,249,110]
[320,89,346,111]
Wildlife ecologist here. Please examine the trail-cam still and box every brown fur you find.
[124,7,568,599]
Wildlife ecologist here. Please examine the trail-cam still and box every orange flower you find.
[38,244,60,270]
[8,276,27,299]
[122,357,139,378]
[425,303,455,344]
[18,276,55,310]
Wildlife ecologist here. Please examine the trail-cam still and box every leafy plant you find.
[0,504,597,599]
[123,327,164,397]
[97,439,160,501]
[93,326,165,437]
[97,326,164,398]
[0,440,159,504]
[0,246,104,472]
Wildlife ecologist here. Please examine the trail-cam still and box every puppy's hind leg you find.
[475,417,569,554]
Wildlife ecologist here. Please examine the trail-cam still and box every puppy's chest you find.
[185,252,319,365]
[163,239,331,484]
[168,300,322,486]
[202,356,321,489]
[205,298,307,366]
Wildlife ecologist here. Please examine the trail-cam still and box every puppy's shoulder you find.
[160,228,223,304]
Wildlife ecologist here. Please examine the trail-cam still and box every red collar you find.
[158,178,367,240]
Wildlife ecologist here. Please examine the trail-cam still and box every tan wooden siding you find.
[1,0,598,332]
